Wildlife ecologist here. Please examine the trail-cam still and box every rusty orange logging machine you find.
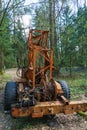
[4,29,87,118]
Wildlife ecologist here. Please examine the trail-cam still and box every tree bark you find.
[49,0,55,48]
[0,52,4,73]
[84,0,86,6]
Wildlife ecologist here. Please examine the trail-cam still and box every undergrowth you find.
[57,71,87,100]
[0,73,11,90]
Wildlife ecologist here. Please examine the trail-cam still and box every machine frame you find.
[4,29,87,118]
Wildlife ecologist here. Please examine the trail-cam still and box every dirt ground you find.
[0,69,87,130]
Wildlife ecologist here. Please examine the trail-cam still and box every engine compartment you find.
[17,80,63,107]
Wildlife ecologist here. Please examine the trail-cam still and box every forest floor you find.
[0,68,87,130]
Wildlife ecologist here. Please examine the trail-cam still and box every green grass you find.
[10,117,44,130]
[1,70,87,130]
[66,78,87,100]
[0,73,11,90]
[7,128,11,130]
[57,74,87,100]
[1,73,11,80]
[27,123,32,129]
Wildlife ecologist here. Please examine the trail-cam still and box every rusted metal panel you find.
[11,101,87,118]
[64,101,87,114]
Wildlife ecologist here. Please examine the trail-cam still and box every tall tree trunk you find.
[84,0,86,6]
[0,52,4,73]
[53,1,57,46]
[49,0,55,48]
[0,0,2,9]
[77,0,78,8]
[76,0,79,11]
[0,54,2,72]
[73,0,78,13]
[69,54,72,77]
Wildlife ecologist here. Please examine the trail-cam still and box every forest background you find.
[0,0,87,76]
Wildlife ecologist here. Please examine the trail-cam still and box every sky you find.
[23,0,87,25]
[20,0,87,35]
[23,0,39,26]
[4,0,87,36]
[4,0,86,28]
[22,0,38,35]
[24,0,38,5]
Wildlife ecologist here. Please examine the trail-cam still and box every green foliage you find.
[12,19,27,68]
[33,1,49,30]
[75,7,87,68]
[68,78,87,100]
[0,0,87,75]
[0,0,27,71]
[78,111,87,119]
[32,1,87,75]
[27,123,32,129]
[0,73,11,90]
